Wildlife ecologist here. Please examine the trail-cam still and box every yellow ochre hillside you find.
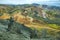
[0,13,60,33]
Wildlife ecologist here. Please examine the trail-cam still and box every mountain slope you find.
[0,4,60,40]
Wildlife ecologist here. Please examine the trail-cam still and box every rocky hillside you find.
[0,4,60,40]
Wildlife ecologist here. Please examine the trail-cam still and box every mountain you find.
[0,4,60,40]
[42,5,60,10]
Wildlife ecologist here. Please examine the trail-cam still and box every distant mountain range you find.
[0,3,60,10]
[32,3,60,10]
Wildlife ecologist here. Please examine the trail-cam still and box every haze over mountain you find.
[0,0,60,6]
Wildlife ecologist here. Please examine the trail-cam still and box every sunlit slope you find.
[0,13,60,33]
[0,13,10,19]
